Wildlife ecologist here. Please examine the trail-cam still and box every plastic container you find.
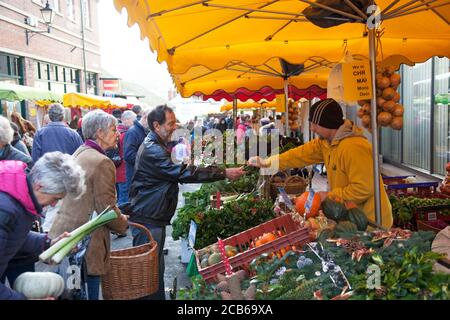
[386,181,439,197]
[195,214,309,282]
[416,219,449,233]
[382,175,415,185]
[413,204,450,222]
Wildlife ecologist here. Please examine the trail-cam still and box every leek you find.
[39,208,118,264]
[221,194,239,203]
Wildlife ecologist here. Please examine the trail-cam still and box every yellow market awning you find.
[174,57,332,98]
[220,99,285,112]
[63,92,128,109]
[114,0,450,74]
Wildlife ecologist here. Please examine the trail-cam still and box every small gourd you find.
[321,198,348,221]
[335,221,358,236]
[347,208,369,231]
[14,272,65,299]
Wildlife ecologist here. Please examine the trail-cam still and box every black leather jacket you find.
[129,131,225,226]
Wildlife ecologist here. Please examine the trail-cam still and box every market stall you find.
[170,163,450,300]
[114,0,450,226]
[0,82,63,121]
[63,92,129,110]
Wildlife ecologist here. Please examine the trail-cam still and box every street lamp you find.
[25,1,55,45]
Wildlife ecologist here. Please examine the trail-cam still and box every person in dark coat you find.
[129,105,245,300]
[214,118,228,133]
[9,122,30,156]
[132,105,143,121]
[0,152,86,300]
[116,110,136,205]
[32,103,83,162]
[123,108,151,190]
[0,116,33,167]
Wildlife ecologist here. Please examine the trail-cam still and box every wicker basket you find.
[270,172,308,200]
[101,222,159,300]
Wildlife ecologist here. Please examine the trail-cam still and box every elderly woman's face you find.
[97,124,119,150]
[33,186,65,207]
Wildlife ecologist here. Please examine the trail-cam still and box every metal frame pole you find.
[368,28,382,225]
[80,0,88,94]
[284,78,289,137]
[232,98,237,129]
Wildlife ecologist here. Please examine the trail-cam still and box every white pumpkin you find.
[13,272,65,299]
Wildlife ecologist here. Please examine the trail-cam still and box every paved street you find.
[110,183,201,299]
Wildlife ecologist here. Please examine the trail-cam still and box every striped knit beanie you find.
[309,98,344,129]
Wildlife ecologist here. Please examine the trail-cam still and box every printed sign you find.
[277,187,295,211]
[102,79,121,93]
[342,62,373,101]
[305,189,316,214]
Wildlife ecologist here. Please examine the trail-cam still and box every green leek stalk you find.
[221,194,239,203]
[39,208,117,263]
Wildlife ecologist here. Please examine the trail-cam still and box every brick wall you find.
[0,0,102,122]
[0,0,101,72]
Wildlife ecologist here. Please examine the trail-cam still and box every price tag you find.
[305,189,316,214]
[427,212,437,221]
[188,220,197,248]
[277,187,295,211]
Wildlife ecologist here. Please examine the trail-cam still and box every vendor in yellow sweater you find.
[248,98,393,228]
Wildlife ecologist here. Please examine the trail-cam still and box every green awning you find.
[0,83,63,103]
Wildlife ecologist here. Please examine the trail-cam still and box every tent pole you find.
[284,78,289,137]
[368,27,382,225]
[233,98,237,129]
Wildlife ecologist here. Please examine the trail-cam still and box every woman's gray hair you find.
[0,115,14,145]
[48,103,65,122]
[82,110,117,140]
[121,110,136,122]
[30,151,86,199]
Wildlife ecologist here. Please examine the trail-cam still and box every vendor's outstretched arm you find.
[249,139,325,171]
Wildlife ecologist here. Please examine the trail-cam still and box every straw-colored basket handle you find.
[285,175,306,185]
[270,171,288,183]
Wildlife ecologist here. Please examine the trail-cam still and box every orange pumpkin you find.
[254,239,264,247]
[261,232,277,244]
[295,191,321,218]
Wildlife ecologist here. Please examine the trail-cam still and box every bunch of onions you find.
[357,65,404,130]
[39,207,118,264]
[288,99,299,131]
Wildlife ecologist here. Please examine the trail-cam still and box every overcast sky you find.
[97,0,175,100]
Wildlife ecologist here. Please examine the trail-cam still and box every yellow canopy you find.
[174,56,332,97]
[220,99,281,112]
[63,93,128,109]
[114,0,450,75]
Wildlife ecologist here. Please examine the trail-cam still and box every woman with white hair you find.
[49,109,128,300]
[0,151,86,299]
[0,115,33,167]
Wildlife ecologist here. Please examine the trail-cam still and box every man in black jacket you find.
[123,108,150,191]
[129,105,244,300]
